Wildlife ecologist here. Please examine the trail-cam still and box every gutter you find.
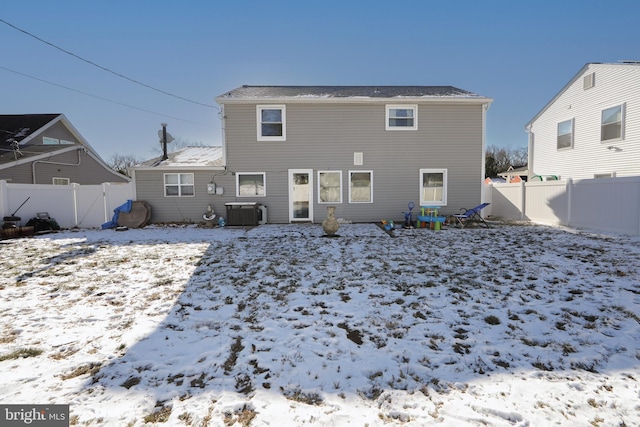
[32,147,85,184]
[216,96,493,105]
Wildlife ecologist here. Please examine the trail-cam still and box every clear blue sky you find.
[2,0,639,162]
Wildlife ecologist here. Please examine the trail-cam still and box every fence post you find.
[483,183,492,216]
[566,178,572,227]
[71,183,80,227]
[519,180,526,220]
[102,183,109,223]
[0,180,7,217]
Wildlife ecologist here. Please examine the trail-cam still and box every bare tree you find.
[153,137,207,155]
[485,145,528,178]
[108,153,143,177]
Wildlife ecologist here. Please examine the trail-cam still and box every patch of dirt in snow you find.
[0,223,638,426]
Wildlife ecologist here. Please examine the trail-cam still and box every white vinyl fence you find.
[0,180,135,229]
[484,176,640,236]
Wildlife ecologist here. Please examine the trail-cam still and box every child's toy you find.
[402,202,415,228]
[381,219,394,231]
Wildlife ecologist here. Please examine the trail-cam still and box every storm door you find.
[289,169,313,222]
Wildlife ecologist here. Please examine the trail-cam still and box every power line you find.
[0,17,218,109]
[0,66,201,124]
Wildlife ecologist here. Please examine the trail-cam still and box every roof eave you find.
[0,144,80,170]
[216,96,493,105]
[131,165,226,171]
[525,63,600,130]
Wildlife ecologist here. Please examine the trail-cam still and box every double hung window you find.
[164,173,194,197]
[257,105,286,141]
[318,171,342,204]
[557,119,574,149]
[386,105,417,130]
[601,104,624,142]
[420,169,447,206]
[349,171,373,203]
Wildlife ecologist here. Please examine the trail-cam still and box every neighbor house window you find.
[420,169,447,206]
[318,171,342,203]
[52,177,70,185]
[164,173,194,197]
[237,172,266,197]
[386,105,417,130]
[601,104,624,142]
[257,105,286,141]
[43,137,59,145]
[349,171,372,203]
[557,119,574,149]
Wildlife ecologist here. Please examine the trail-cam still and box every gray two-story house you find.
[213,85,492,224]
[132,86,492,225]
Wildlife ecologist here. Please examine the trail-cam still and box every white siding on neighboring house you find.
[527,63,640,180]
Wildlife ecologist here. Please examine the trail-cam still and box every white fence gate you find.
[0,180,135,229]
[485,176,640,236]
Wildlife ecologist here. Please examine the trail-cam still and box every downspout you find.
[219,105,227,168]
[32,147,85,184]
[481,102,490,205]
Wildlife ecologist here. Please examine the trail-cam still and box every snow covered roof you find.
[134,146,225,169]
[217,85,492,104]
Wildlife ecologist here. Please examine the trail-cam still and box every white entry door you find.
[289,169,313,222]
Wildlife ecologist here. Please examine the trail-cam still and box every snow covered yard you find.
[0,222,638,427]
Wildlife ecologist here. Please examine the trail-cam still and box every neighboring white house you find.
[525,61,640,180]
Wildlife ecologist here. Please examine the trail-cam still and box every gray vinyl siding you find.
[134,169,237,223]
[222,101,485,223]
[1,121,128,184]
[1,149,128,184]
[41,121,79,144]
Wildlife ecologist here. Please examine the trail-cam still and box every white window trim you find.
[419,168,447,206]
[52,177,70,185]
[257,105,286,141]
[349,170,373,203]
[386,104,418,131]
[556,118,574,150]
[317,170,343,204]
[600,103,625,143]
[163,173,195,198]
[236,172,266,197]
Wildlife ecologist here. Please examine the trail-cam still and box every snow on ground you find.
[0,222,639,426]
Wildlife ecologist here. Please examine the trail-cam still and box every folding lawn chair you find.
[453,203,490,228]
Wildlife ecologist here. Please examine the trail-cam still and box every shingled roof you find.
[0,114,62,145]
[217,85,488,100]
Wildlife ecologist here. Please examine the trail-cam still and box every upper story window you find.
[557,119,574,149]
[386,105,417,130]
[601,104,624,142]
[164,173,194,197]
[257,105,286,141]
[420,169,447,206]
[237,172,266,197]
[43,137,74,145]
